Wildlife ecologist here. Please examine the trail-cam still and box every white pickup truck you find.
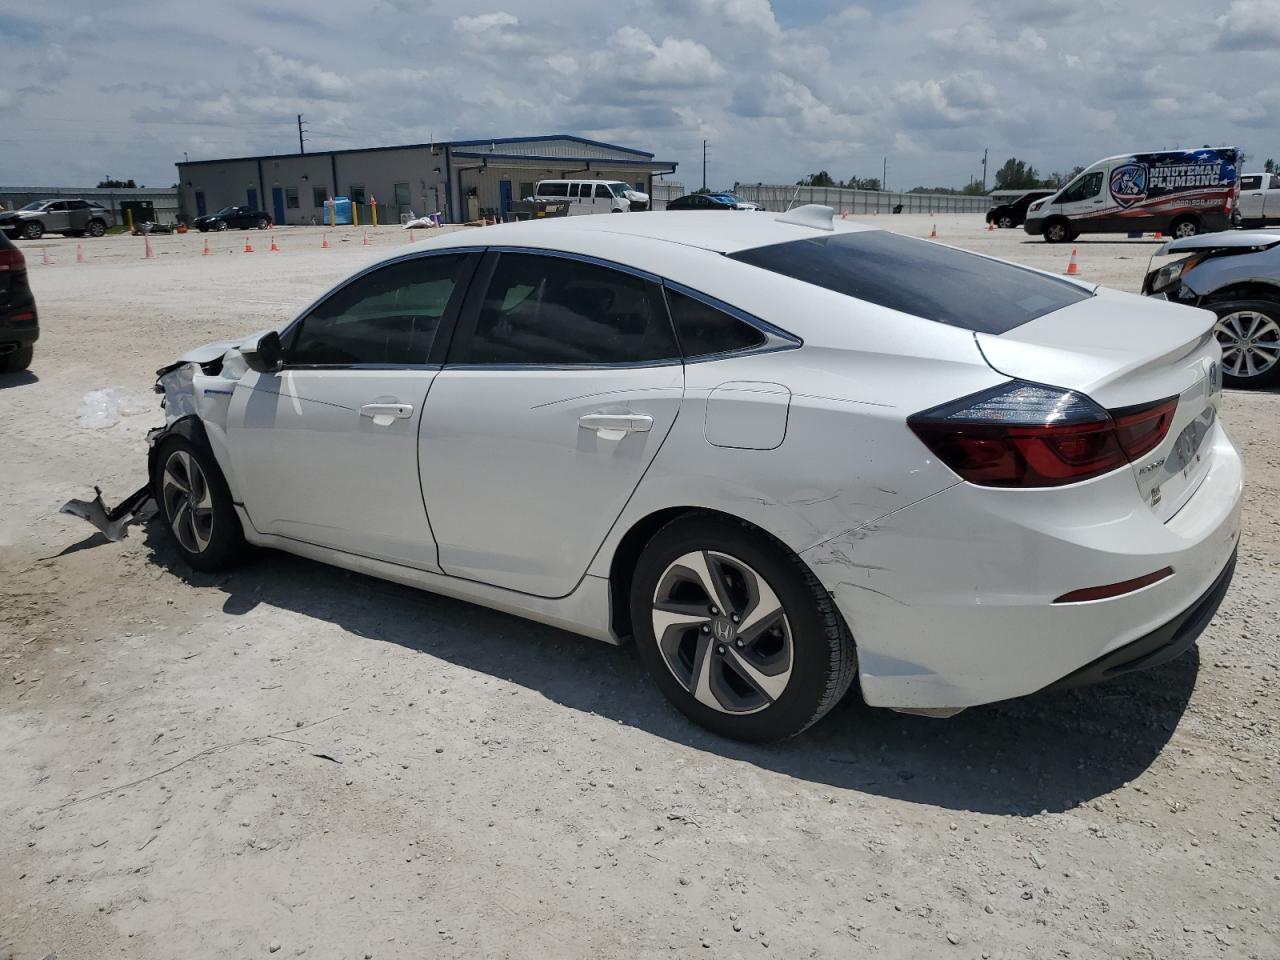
[1238,172,1280,228]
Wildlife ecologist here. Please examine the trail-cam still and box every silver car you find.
[1143,230,1280,388]
[0,199,113,240]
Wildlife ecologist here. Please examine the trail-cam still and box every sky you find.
[1,0,1278,191]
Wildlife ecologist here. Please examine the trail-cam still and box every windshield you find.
[730,230,1091,334]
[20,201,47,212]
[608,183,631,197]
[214,207,236,217]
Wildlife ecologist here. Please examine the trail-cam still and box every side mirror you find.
[243,331,283,373]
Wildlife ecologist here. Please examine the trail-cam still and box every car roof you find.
[408,208,878,257]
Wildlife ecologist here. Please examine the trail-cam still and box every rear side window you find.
[729,230,1091,335]
[287,254,468,365]
[455,253,678,366]
[1241,175,1262,190]
[540,182,567,197]
[665,289,767,358]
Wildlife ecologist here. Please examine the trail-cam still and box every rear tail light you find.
[908,381,1178,488]
[0,247,26,272]
[1053,567,1173,603]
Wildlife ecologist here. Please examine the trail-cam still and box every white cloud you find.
[251,47,352,100]
[453,12,519,34]
[1215,0,1280,49]
[590,27,724,88]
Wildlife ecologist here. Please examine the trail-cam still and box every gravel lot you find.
[2,215,1277,959]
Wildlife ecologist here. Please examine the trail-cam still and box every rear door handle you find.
[578,413,653,436]
[360,402,413,423]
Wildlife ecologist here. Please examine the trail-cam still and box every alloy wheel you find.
[1216,310,1280,380]
[650,550,794,715]
[1173,221,1198,239]
[998,216,1013,228]
[162,449,215,553]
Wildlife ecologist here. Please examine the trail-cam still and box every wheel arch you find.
[1198,281,1280,306]
[606,505,825,642]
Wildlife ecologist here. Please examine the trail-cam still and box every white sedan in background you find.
[139,206,1241,741]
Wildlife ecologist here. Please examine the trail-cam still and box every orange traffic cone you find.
[1065,247,1080,276]
[840,210,848,220]
[362,230,370,246]
[1153,231,1164,240]
[243,237,254,253]
[930,223,938,238]
[269,233,279,252]
[76,243,85,263]
[321,234,329,249]
[987,221,995,232]
[144,236,154,259]
[202,237,211,256]
[41,248,54,265]
[408,229,415,242]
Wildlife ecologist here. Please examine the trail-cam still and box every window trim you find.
[277,249,484,370]
[662,279,803,364]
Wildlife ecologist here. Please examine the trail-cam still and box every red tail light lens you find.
[909,382,1178,488]
[0,247,26,272]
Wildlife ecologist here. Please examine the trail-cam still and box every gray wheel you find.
[87,219,106,238]
[1211,300,1280,388]
[161,448,215,555]
[255,217,268,229]
[1171,217,1200,239]
[214,220,229,231]
[21,221,43,240]
[997,214,1014,228]
[1043,218,1072,243]
[651,550,794,716]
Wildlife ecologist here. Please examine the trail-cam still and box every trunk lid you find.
[976,288,1222,521]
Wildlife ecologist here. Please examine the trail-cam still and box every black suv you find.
[0,230,38,372]
[985,189,1055,229]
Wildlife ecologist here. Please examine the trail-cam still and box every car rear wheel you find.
[256,218,268,229]
[87,219,106,238]
[630,515,857,742]
[1170,216,1200,239]
[1209,299,1280,388]
[153,435,244,571]
[997,214,1014,228]
[1043,218,1073,243]
[0,344,33,373]
[21,221,43,240]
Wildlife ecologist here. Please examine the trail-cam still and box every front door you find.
[1239,174,1265,221]
[226,252,478,569]
[272,186,285,226]
[247,188,259,211]
[498,179,512,219]
[1056,169,1105,230]
[420,251,684,597]
[195,191,207,217]
[43,201,70,232]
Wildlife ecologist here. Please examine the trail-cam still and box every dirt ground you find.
[2,215,1277,960]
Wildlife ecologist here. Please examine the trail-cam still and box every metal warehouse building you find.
[175,135,678,226]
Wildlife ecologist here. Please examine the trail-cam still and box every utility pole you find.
[981,147,988,192]
[702,139,708,191]
[297,114,308,155]
[882,156,887,192]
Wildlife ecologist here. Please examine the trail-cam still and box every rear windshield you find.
[729,230,1091,334]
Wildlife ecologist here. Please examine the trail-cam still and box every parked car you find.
[711,193,765,211]
[1142,229,1280,388]
[1025,148,1239,242]
[665,193,740,211]
[0,199,112,240]
[531,180,649,214]
[0,230,38,372]
[1236,172,1280,228]
[985,190,1055,228]
[192,206,273,231]
[136,205,1240,742]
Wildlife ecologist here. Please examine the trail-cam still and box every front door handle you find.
[578,413,654,437]
[360,402,413,424]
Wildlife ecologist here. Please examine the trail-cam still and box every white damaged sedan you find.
[128,206,1241,741]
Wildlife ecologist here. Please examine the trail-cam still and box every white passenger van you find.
[531,180,649,214]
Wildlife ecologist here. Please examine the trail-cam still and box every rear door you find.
[226,252,477,569]
[419,250,684,596]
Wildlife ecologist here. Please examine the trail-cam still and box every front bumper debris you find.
[60,484,154,542]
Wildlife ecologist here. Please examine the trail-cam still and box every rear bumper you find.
[802,421,1243,710]
[0,308,39,347]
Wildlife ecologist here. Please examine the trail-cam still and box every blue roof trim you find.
[176,135,656,168]
[450,152,676,169]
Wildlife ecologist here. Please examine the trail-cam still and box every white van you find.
[1024,147,1239,242]
[531,180,649,214]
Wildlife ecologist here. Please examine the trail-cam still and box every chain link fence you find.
[731,184,994,215]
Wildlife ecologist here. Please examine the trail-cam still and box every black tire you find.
[1170,216,1200,240]
[256,218,268,229]
[630,515,857,742]
[1042,218,1073,243]
[214,220,229,232]
[86,219,106,238]
[0,344,33,373]
[21,221,43,240]
[1206,298,1280,388]
[152,434,244,572]
[997,214,1014,229]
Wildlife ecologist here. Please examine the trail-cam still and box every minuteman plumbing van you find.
[1024,147,1239,242]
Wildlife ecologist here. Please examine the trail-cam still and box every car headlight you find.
[1146,254,1202,295]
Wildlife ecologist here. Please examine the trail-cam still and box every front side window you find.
[1241,175,1263,190]
[730,230,1091,335]
[665,289,767,358]
[596,183,614,199]
[454,253,678,366]
[286,254,468,366]
[1058,171,1103,204]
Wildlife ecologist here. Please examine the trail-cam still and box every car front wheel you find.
[214,220,229,231]
[630,515,857,742]
[1043,218,1073,243]
[153,435,244,571]
[21,221,43,240]
[1210,299,1280,388]
[256,218,268,229]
